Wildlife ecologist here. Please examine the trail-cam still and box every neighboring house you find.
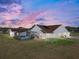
[31,25,70,39]
[8,27,32,40]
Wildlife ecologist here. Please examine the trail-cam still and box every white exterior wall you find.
[31,25,41,32]
[31,25,43,36]
[9,29,15,37]
[52,25,70,38]
[39,33,53,39]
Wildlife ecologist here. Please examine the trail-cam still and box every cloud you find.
[0,0,79,27]
[16,10,45,28]
[0,0,21,5]
[0,3,22,27]
[0,7,7,12]
[8,3,22,16]
[0,3,22,20]
[15,10,61,27]
[34,10,79,26]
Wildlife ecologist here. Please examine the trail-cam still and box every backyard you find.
[0,34,79,59]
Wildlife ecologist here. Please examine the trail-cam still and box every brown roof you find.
[11,27,28,32]
[37,25,61,33]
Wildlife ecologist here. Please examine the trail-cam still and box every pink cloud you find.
[15,10,62,28]
[16,10,46,28]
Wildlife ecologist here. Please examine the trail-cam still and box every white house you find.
[31,25,70,39]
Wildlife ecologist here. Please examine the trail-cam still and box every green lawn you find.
[71,32,79,36]
[0,34,79,59]
[47,38,75,46]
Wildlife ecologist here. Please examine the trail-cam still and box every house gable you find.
[31,25,42,33]
[53,25,70,38]
[54,25,70,33]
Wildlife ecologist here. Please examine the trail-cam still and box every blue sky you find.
[0,0,79,27]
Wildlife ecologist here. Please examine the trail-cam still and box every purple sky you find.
[0,0,79,27]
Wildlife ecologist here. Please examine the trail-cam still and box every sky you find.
[0,0,79,28]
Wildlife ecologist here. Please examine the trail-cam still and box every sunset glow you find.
[0,0,79,28]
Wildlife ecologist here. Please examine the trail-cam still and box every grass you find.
[71,32,79,36]
[47,38,75,46]
[0,34,79,59]
[0,34,15,40]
